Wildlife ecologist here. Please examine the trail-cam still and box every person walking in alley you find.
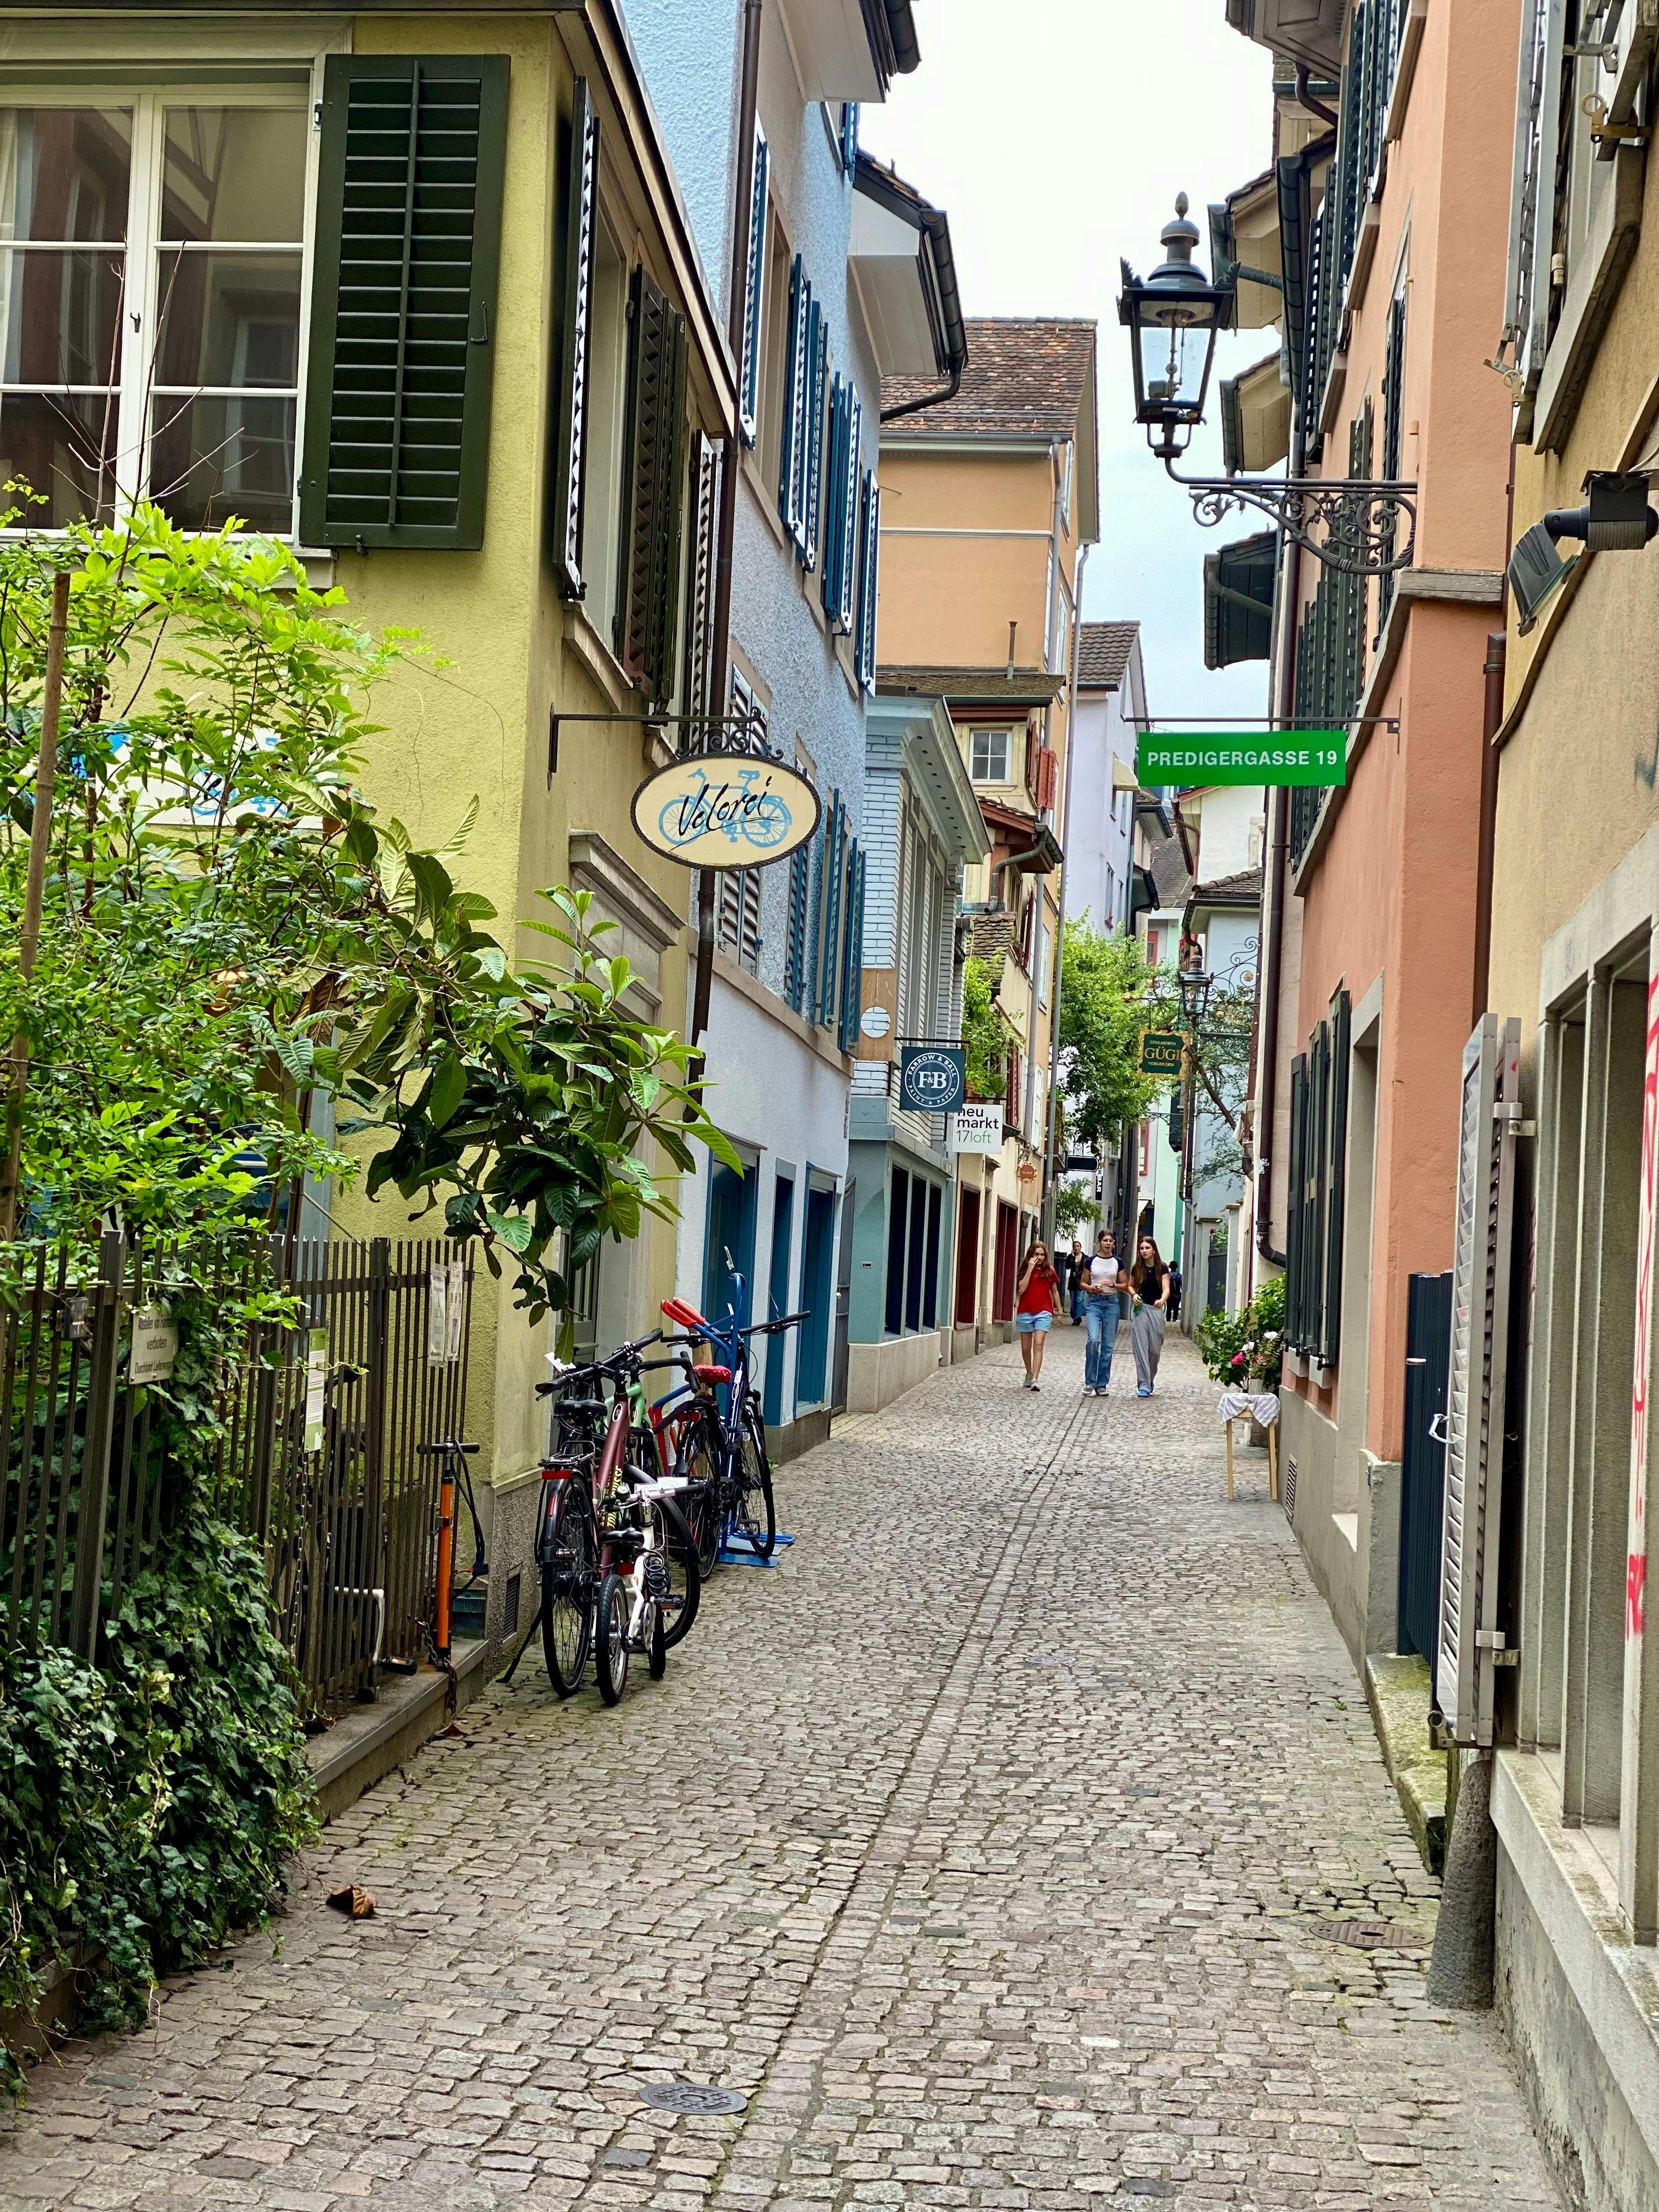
[1131,1235,1172,1398]
[1066,1235,1087,1323]
[1081,1229,1124,1397]
[1015,1238,1062,1390]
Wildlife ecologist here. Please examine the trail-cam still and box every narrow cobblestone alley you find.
[1,1330,1562,2212]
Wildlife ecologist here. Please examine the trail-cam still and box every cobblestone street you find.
[1,1329,1562,2212]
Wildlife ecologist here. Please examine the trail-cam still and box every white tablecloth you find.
[1218,1390,1280,1426]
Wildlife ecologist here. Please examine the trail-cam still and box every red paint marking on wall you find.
[1630,1552,1647,1642]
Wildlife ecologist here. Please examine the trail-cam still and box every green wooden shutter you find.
[779,253,808,547]
[550,75,600,599]
[856,469,880,693]
[1323,986,1351,1366]
[302,54,508,551]
[803,308,827,572]
[1286,1052,1308,1346]
[820,376,848,618]
[616,264,689,706]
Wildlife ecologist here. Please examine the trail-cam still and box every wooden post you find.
[1269,1421,1280,1503]
[0,570,73,1243]
[1224,1417,1235,1502]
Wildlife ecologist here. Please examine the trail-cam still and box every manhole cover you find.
[1306,1917,1429,1952]
[637,2081,749,2115]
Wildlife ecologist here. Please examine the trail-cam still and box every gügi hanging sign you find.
[632,753,820,869]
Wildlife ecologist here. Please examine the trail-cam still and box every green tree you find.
[961,954,1016,1102]
[1057,920,1163,1149]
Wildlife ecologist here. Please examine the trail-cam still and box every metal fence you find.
[1,1233,475,1718]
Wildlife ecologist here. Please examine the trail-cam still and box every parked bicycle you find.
[659,1260,803,1571]
[530,1334,702,1705]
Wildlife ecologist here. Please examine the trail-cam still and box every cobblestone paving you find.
[1,1328,1562,2211]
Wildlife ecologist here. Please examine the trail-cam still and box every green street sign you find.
[1140,1031,1184,1075]
[1137,730,1346,788]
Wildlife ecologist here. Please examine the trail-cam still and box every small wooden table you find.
[1218,1391,1280,1503]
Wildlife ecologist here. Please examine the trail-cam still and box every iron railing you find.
[1,1234,474,1718]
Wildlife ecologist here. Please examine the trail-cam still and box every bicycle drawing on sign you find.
[656,764,795,856]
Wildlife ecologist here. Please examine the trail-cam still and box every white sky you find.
[860,1,1278,725]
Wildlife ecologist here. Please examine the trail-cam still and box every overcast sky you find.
[860,1,1278,725]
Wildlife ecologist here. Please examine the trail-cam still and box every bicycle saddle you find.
[691,1362,732,1384]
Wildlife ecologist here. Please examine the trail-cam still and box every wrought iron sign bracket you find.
[547,707,780,786]
[1165,459,1419,577]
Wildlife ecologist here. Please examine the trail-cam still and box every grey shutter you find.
[1604,0,1658,150]
[617,265,689,705]
[738,123,769,445]
[1437,1013,1522,1746]
[856,470,880,693]
[803,306,827,571]
[1499,0,1547,380]
[550,76,600,599]
[680,431,723,727]
[1523,1,1567,400]
[302,55,508,550]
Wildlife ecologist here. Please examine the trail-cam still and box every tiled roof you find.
[1146,838,1193,910]
[1076,621,1140,689]
[1192,866,1263,905]
[881,317,1096,434]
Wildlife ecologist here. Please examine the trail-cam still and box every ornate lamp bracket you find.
[1166,460,1418,578]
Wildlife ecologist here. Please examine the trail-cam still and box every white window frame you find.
[970,726,1011,785]
[0,75,321,540]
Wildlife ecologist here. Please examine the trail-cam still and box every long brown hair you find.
[1131,1236,1166,1292]
[1020,1237,1054,1280]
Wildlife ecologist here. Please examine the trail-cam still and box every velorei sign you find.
[1139,1031,1184,1076]
[898,1044,967,1114]
[631,753,820,868]
[952,1102,1004,1153]
[1137,730,1346,788]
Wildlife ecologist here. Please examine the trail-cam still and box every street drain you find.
[637,2081,749,2114]
[1306,1917,1429,1952]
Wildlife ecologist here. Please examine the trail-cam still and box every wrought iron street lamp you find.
[1119,198,1418,579]
[1176,964,1212,1025]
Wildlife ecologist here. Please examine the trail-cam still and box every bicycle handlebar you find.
[417,1439,479,1457]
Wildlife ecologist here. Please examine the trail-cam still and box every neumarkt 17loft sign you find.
[1137,731,1347,788]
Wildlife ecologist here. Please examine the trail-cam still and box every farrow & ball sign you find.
[632,753,820,868]
[1136,730,1346,788]
[898,1045,967,1114]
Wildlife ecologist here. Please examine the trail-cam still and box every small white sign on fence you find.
[447,1258,466,1363]
[303,1328,328,1454]
[428,1262,449,1365]
[128,1305,178,1386]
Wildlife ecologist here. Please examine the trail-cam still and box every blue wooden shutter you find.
[785,839,811,1012]
[780,255,809,548]
[738,123,769,445]
[815,792,844,1026]
[827,390,861,633]
[856,470,880,692]
[838,840,866,1053]
[550,76,599,597]
[302,54,509,549]
[820,376,848,617]
[803,306,827,571]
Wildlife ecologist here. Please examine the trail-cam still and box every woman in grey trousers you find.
[1130,1235,1172,1398]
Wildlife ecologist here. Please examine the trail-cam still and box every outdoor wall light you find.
[1508,470,1659,634]
[1120,199,1418,578]
[1119,195,1231,461]
[1177,966,1213,1024]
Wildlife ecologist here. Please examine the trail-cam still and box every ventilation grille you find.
[1284,1453,1297,1521]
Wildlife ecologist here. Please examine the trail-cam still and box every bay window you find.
[0,91,308,532]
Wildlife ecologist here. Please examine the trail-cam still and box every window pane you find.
[161,109,306,243]
[149,394,295,531]
[154,251,299,389]
[0,250,122,385]
[0,392,117,524]
[0,110,131,242]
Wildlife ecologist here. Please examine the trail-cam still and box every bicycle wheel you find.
[651,1494,702,1650]
[648,1603,668,1680]
[732,1400,776,1559]
[671,1414,723,1576]
[540,1482,594,1699]
[595,1570,631,1706]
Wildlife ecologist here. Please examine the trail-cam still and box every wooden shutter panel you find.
[1438,1014,1522,1747]
[1286,1052,1308,1347]
[1035,746,1058,812]
[856,471,880,692]
[738,123,769,444]
[829,390,861,633]
[549,77,599,597]
[302,55,508,551]
[1523,3,1566,397]
[740,871,763,973]
[803,307,827,571]
[1322,987,1351,1366]
[680,432,723,727]
[838,841,866,1053]
[780,255,809,546]
[820,377,848,618]
[816,792,845,1027]
[785,839,810,1012]
[617,265,689,705]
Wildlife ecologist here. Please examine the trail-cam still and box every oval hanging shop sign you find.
[631,754,820,870]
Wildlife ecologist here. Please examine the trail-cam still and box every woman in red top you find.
[1014,1238,1062,1392]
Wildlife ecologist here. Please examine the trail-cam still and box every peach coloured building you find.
[1226,1,1517,1666]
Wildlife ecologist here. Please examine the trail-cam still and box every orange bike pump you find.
[433,1463,456,1662]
